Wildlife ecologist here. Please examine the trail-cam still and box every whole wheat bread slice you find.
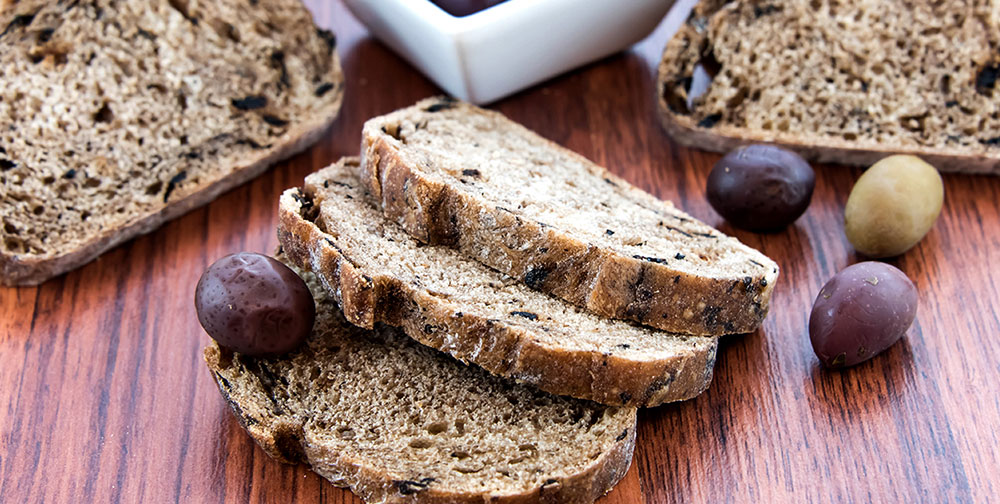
[0,0,344,285]
[204,256,637,504]
[278,158,718,407]
[359,97,779,337]
[657,0,1000,173]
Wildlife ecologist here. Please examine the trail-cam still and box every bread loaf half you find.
[657,0,1000,173]
[0,0,344,285]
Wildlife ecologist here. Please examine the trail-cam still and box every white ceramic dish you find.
[343,0,676,104]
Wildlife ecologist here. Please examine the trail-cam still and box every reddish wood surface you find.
[2,2,999,502]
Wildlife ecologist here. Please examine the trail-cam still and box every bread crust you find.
[204,344,306,465]
[358,100,778,337]
[0,3,345,286]
[303,421,635,504]
[655,4,1000,174]
[276,171,717,408]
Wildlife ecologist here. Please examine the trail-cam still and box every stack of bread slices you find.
[206,97,780,503]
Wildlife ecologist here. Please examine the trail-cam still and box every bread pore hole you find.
[381,122,402,141]
[209,18,241,43]
[168,0,194,20]
[93,102,113,123]
[426,421,448,435]
[726,87,749,109]
[454,463,483,474]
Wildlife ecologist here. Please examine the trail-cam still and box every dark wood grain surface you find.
[3,1,999,502]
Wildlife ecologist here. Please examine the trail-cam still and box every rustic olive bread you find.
[657,0,1000,173]
[360,97,779,336]
[204,256,637,504]
[0,0,344,285]
[278,158,718,407]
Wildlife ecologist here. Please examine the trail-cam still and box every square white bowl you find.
[343,0,676,104]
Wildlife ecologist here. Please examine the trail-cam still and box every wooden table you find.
[3,2,998,502]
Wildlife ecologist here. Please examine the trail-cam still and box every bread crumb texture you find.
[0,0,343,283]
[659,0,1000,160]
[205,260,636,503]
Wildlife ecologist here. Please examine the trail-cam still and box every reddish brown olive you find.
[195,252,314,356]
[809,261,917,368]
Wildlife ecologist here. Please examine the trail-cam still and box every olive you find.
[844,155,944,258]
[809,261,917,368]
[195,252,314,356]
[706,144,815,231]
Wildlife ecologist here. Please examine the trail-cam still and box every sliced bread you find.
[204,256,637,504]
[0,0,344,285]
[359,97,779,336]
[656,0,1000,173]
[277,158,718,407]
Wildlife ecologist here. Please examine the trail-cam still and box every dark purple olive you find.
[195,252,314,356]
[706,144,815,231]
[430,0,508,17]
[809,262,917,368]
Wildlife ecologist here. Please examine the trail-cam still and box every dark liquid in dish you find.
[429,0,510,17]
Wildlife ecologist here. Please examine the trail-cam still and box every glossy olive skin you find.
[195,253,314,356]
[845,155,944,258]
[809,262,917,368]
[706,144,815,231]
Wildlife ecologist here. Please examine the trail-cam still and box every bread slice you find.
[656,0,1000,173]
[0,0,344,285]
[204,256,637,504]
[278,158,717,407]
[359,97,779,337]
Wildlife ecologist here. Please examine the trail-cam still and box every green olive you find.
[844,155,944,258]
